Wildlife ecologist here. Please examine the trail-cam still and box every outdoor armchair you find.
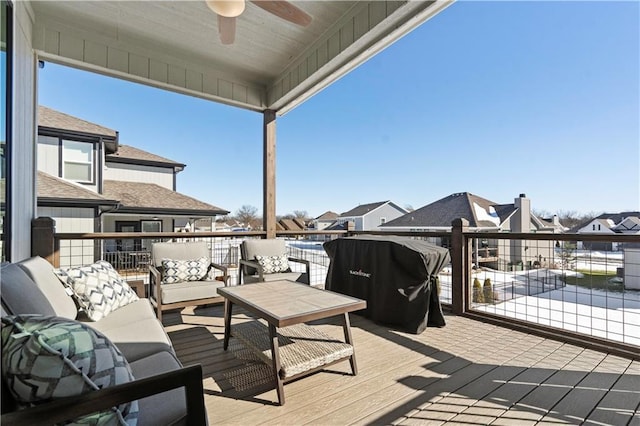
[150,241,228,321]
[238,239,310,285]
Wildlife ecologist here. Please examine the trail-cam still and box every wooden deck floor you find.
[163,305,640,425]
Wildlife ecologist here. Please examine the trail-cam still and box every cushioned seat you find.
[156,279,226,304]
[150,241,229,321]
[239,239,310,285]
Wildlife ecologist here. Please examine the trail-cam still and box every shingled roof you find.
[106,144,185,168]
[341,201,390,217]
[382,192,516,228]
[38,106,117,139]
[315,211,338,221]
[37,172,119,206]
[103,180,228,216]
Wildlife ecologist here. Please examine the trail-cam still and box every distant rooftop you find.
[341,201,389,217]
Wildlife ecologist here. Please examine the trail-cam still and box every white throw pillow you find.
[254,254,290,274]
[55,260,139,321]
[161,257,209,284]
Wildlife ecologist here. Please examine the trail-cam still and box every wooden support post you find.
[31,217,59,267]
[263,110,277,239]
[451,218,470,315]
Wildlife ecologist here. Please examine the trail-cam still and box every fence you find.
[36,217,640,359]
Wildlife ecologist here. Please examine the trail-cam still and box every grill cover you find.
[324,235,450,334]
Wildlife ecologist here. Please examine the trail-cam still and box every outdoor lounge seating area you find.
[1,251,639,424]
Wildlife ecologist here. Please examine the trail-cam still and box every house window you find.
[380,217,386,225]
[62,139,94,183]
[598,224,601,231]
[592,224,596,231]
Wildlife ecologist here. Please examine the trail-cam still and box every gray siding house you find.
[337,201,408,231]
[36,106,228,265]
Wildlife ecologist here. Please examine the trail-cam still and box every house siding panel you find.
[37,135,59,176]
[104,162,174,189]
[363,203,407,230]
[38,207,95,267]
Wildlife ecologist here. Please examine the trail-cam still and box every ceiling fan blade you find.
[251,1,312,27]
[218,15,237,45]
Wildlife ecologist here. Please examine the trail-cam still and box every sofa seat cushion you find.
[0,264,56,317]
[17,256,78,319]
[87,300,173,362]
[129,351,188,426]
[158,280,225,304]
[1,315,138,424]
[55,261,139,321]
[243,272,306,284]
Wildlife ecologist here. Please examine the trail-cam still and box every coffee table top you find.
[218,280,366,327]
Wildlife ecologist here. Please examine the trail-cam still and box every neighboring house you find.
[336,201,408,231]
[310,211,339,231]
[382,193,563,269]
[36,106,229,264]
[572,212,640,250]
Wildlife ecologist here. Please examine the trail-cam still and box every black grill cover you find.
[323,235,450,334]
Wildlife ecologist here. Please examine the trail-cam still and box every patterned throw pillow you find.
[55,261,139,321]
[254,254,290,274]
[1,315,139,425]
[161,257,209,284]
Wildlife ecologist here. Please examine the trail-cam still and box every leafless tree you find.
[235,205,260,229]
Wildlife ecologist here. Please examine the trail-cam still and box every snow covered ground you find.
[439,267,639,346]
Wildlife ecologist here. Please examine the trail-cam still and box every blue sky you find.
[39,1,639,219]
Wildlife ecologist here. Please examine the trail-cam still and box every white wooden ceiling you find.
[30,1,452,114]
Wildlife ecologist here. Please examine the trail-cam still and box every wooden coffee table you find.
[217,280,366,405]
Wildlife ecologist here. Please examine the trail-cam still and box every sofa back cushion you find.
[0,263,56,316]
[151,241,209,268]
[17,256,78,319]
[241,239,288,275]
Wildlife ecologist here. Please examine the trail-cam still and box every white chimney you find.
[513,193,531,233]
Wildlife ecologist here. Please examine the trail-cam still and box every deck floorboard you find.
[163,305,640,425]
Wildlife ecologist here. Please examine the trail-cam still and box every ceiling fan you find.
[205,0,312,45]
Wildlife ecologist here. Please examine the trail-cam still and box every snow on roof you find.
[473,202,500,227]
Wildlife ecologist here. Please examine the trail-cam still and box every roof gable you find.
[315,211,338,221]
[340,201,391,217]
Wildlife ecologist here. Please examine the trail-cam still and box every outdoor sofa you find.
[0,256,206,425]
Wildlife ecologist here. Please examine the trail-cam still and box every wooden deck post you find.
[32,217,59,267]
[451,218,470,314]
[263,110,276,239]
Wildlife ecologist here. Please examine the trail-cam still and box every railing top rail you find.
[55,231,268,240]
[462,231,640,243]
